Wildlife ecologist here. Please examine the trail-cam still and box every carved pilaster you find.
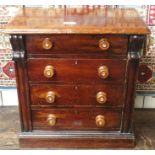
[10,34,31,132]
[122,35,146,133]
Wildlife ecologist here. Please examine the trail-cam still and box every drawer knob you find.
[96,91,107,104]
[99,38,110,50]
[96,115,105,127]
[42,38,53,50]
[47,114,56,126]
[46,91,56,103]
[98,65,109,79]
[44,65,54,78]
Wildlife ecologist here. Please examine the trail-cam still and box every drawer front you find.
[32,108,122,130]
[26,34,128,55]
[27,58,127,83]
[30,84,124,107]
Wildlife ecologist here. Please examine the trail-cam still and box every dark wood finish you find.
[128,35,146,54]
[10,35,32,132]
[27,58,127,83]
[121,35,146,132]
[19,131,135,148]
[31,108,122,130]
[30,84,125,107]
[4,7,149,34]
[11,35,25,61]
[6,7,149,149]
[26,34,128,55]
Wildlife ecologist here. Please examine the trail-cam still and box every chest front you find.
[5,7,149,149]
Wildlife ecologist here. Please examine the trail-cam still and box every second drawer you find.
[27,58,127,83]
[30,84,125,107]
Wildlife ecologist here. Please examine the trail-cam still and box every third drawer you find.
[30,84,125,107]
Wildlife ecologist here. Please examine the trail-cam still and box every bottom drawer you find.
[32,108,122,131]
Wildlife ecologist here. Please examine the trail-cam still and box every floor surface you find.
[0,106,155,150]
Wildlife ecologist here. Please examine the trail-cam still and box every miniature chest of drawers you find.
[5,7,149,148]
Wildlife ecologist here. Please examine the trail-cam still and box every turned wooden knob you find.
[96,91,107,104]
[47,114,56,126]
[45,91,56,103]
[99,38,110,50]
[44,65,54,78]
[96,115,105,127]
[98,65,109,79]
[42,38,53,50]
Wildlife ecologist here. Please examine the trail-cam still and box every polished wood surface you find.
[30,84,124,107]
[4,7,149,34]
[31,108,121,130]
[8,6,149,148]
[27,58,127,83]
[26,34,128,54]
[20,131,135,148]
[10,35,32,132]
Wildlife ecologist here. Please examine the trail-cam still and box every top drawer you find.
[26,34,128,55]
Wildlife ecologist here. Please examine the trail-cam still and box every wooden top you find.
[4,7,150,34]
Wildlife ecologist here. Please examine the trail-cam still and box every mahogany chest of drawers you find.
[4,7,149,148]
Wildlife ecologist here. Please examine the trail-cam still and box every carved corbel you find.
[10,35,25,61]
[128,35,146,60]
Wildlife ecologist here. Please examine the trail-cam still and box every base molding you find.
[19,130,136,149]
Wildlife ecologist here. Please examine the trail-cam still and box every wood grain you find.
[26,34,128,54]
[4,7,150,34]
[19,131,135,148]
[27,58,127,83]
[30,83,125,107]
[7,6,149,148]
[121,36,146,132]
[10,35,32,132]
[31,108,122,130]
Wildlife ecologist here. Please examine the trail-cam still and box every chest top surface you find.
[4,7,149,35]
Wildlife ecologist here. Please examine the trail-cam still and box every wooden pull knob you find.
[42,38,53,50]
[47,114,56,126]
[99,38,110,50]
[44,65,54,78]
[96,115,105,127]
[45,91,55,103]
[98,65,109,79]
[96,91,107,104]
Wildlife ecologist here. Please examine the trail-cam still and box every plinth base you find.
[19,130,135,149]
